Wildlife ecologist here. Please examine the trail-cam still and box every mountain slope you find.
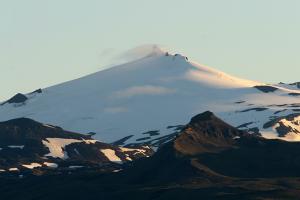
[121,111,300,183]
[2,111,300,200]
[0,118,152,176]
[0,46,299,145]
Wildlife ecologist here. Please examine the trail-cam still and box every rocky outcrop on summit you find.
[1,93,28,105]
[29,88,42,94]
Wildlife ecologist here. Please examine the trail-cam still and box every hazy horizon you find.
[1,0,300,101]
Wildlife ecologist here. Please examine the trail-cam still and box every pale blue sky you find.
[1,0,299,101]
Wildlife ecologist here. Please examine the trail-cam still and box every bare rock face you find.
[174,111,245,155]
[254,85,278,93]
[30,88,42,94]
[0,118,153,176]
[1,93,28,105]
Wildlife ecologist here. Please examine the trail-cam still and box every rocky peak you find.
[174,111,245,155]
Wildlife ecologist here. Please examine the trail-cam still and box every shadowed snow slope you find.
[0,47,299,144]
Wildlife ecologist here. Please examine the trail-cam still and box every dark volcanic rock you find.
[289,93,300,96]
[290,82,300,88]
[0,118,152,175]
[111,135,133,146]
[136,137,151,141]
[142,130,160,136]
[239,107,268,112]
[275,122,299,137]
[2,112,300,200]
[0,118,90,171]
[254,85,278,93]
[29,88,42,94]
[108,111,300,198]
[1,93,28,105]
[234,100,246,104]
[124,111,300,180]
[274,109,287,114]
[263,113,300,129]
[237,122,254,128]
[289,103,300,107]
[0,118,89,145]
[174,111,246,155]
[248,127,261,135]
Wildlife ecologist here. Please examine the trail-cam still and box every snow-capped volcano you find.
[0,46,299,145]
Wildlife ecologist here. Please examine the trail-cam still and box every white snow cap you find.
[0,44,299,145]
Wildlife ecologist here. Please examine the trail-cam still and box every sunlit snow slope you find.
[1,46,300,145]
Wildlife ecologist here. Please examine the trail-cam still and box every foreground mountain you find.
[2,111,300,200]
[0,118,152,176]
[0,46,299,146]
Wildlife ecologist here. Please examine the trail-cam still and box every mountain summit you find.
[0,46,299,145]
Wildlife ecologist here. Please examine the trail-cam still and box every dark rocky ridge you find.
[1,93,28,105]
[2,112,300,199]
[239,107,268,112]
[289,93,300,96]
[254,85,278,93]
[29,88,42,94]
[174,111,246,155]
[263,113,300,129]
[0,118,89,144]
[290,82,300,88]
[0,118,152,174]
[1,88,42,106]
